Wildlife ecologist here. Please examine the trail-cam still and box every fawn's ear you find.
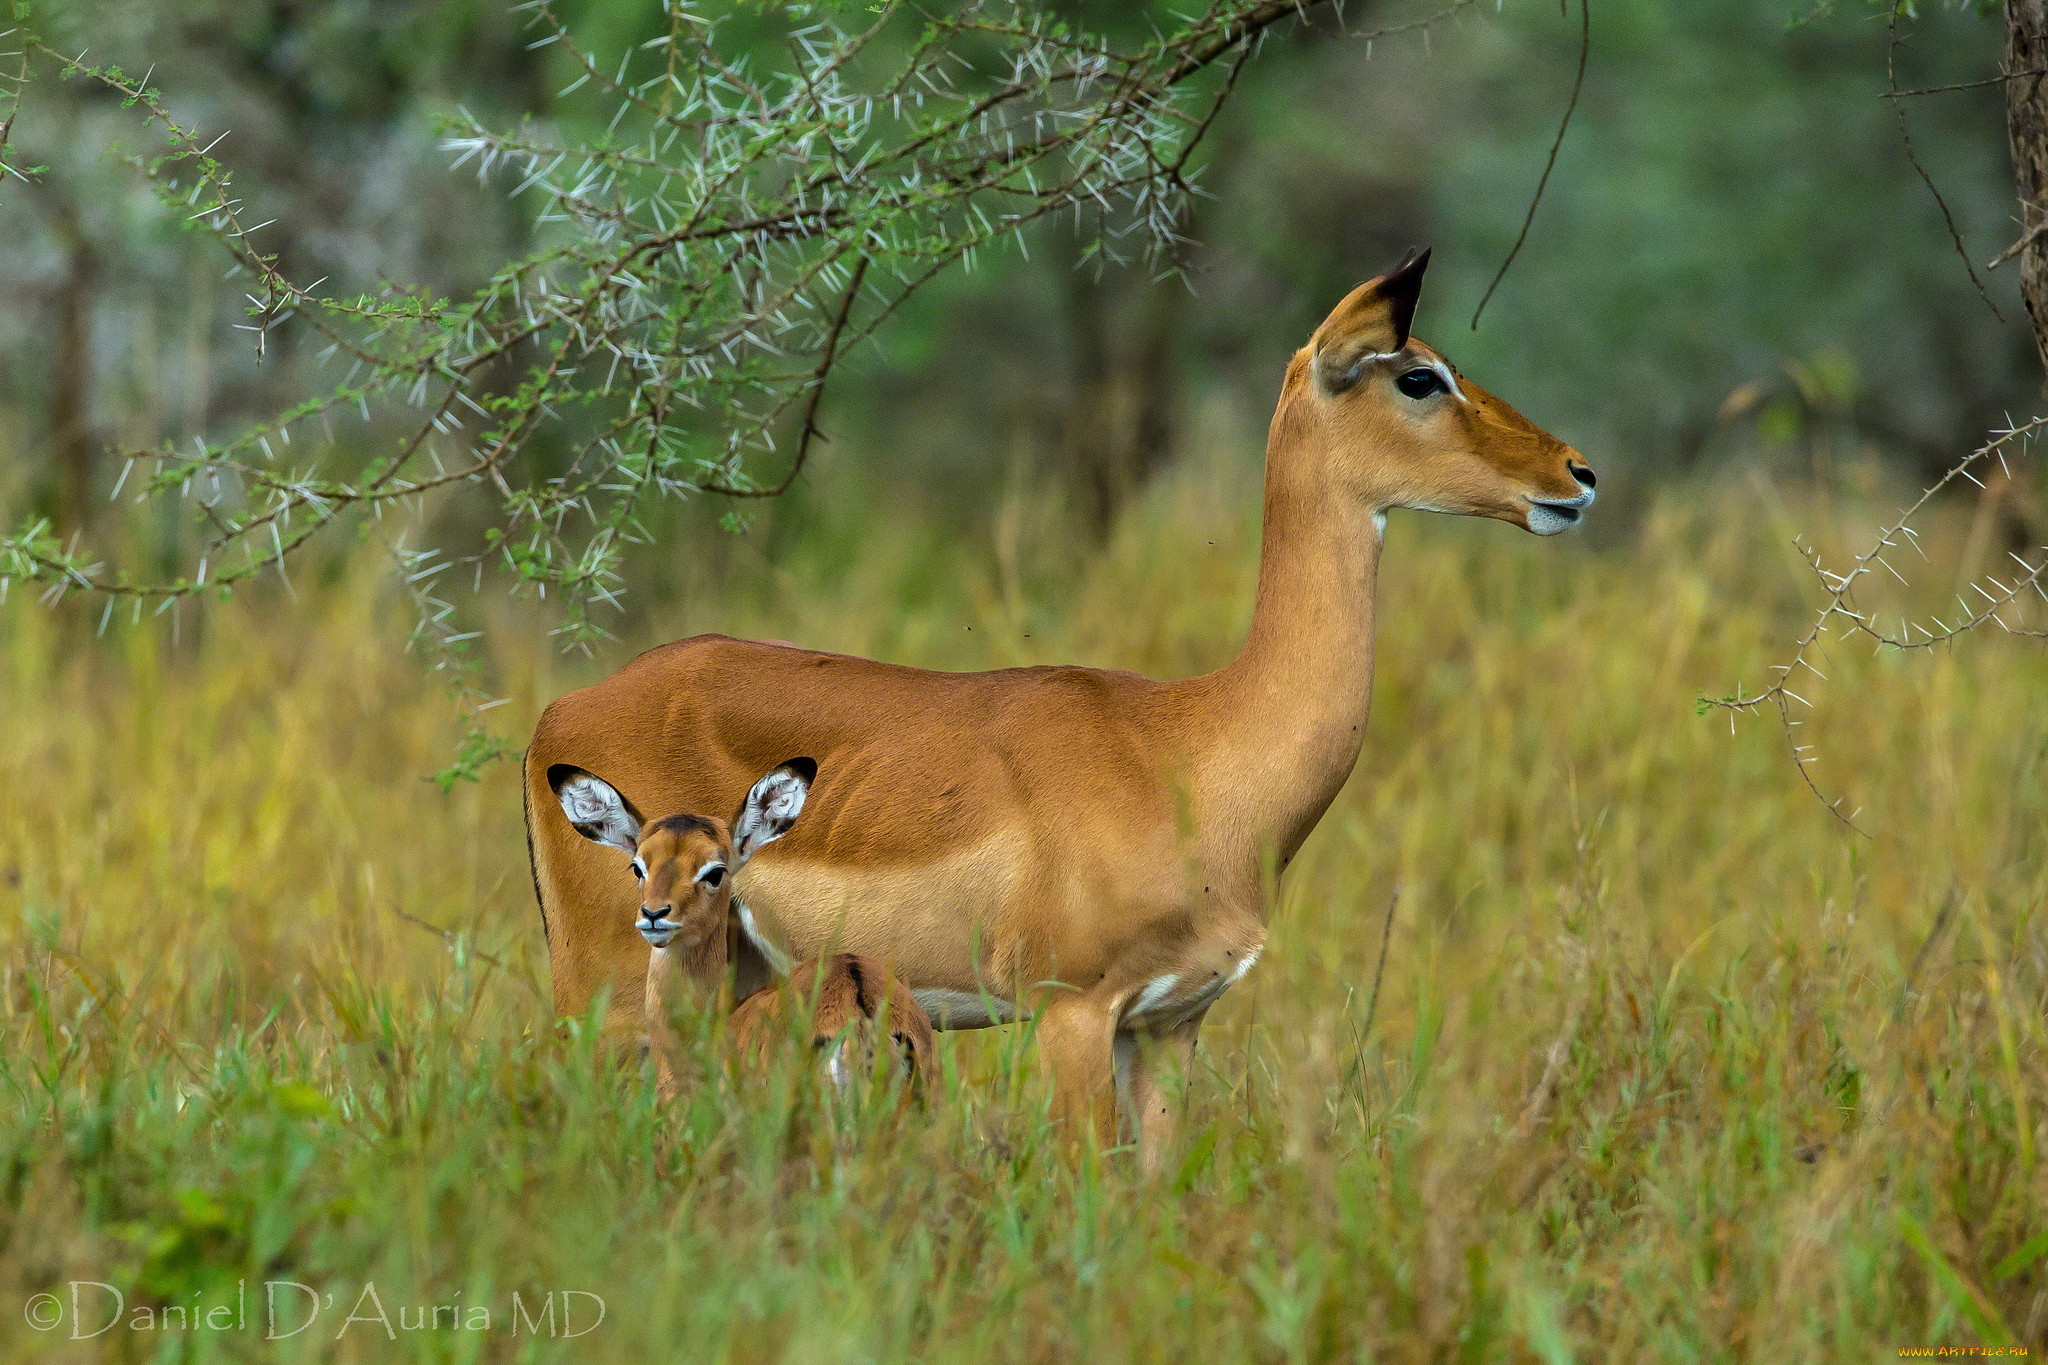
[731,758,815,866]
[548,764,643,853]
[1313,247,1430,394]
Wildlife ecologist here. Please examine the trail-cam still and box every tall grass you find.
[2,460,2045,1362]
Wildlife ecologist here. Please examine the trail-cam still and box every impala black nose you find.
[1570,463,1596,489]
[643,905,668,922]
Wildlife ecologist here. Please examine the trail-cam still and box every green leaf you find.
[1993,1227,2048,1284]
[270,1083,331,1119]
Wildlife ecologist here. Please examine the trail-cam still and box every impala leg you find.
[1121,1012,1205,1175]
[1033,994,1118,1152]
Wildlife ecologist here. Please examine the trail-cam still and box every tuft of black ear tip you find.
[783,757,818,784]
[1382,245,1430,281]
[1379,246,1430,349]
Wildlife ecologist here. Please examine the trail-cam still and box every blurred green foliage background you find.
[1,0,2036,576]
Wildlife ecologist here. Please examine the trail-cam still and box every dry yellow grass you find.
[2,460,2045,1361]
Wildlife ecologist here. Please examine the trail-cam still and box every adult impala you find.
[524,250,1595,1167]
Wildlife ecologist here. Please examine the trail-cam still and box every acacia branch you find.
[0,0,1484,775]
[1703,415,2048,830]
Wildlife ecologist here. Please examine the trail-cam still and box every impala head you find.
[549,758,815,950]
[1298,248,1596,534]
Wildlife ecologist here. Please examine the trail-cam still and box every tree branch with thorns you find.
[1703,416,2048,830]
[0,0,1478,782]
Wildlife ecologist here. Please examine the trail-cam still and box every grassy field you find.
[3,459,2047,1362]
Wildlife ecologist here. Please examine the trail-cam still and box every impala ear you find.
[731,758,815,866]
[548,764,644,853]
[1313,247,1430,393]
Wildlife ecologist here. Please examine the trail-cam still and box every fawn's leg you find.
[1033,992,1118,1152]
[1119,1012,1206,1175]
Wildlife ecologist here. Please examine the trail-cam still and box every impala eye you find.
[1395,368,1447,399]
[630,858,646,881]
[697,863,726,889]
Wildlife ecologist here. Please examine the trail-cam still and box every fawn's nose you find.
[642,904,669,923]
[1569,461,1596,489]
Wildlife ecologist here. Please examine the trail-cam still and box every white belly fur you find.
[1123,944,1262,1030]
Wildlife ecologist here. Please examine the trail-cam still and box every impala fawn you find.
[730,954,937,1101]
[549,758,934,1104]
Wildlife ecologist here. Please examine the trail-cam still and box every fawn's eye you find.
[630,858,646,881]
[696,863,726,889]
[1395,367,1447,399]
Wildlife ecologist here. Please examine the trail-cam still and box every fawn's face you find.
[628,815,734,950]
[549,758,818,951]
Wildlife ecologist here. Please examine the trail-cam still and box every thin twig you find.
[1886,66,2048,100]
[1515,945,1588,1137]
[1471,0,1589,330]
[698,256,868,499]
[1887,9,2002,321]
[1358,882,1400,1044]
[1988,219,2048,270]
[390,907,544,1003]
[0,44,28,171]
[1890,882,1958,1023]
[1339,883,1400,1115]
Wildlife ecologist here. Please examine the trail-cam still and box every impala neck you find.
[645,948,688,1101]
[1200,389,1383,871]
